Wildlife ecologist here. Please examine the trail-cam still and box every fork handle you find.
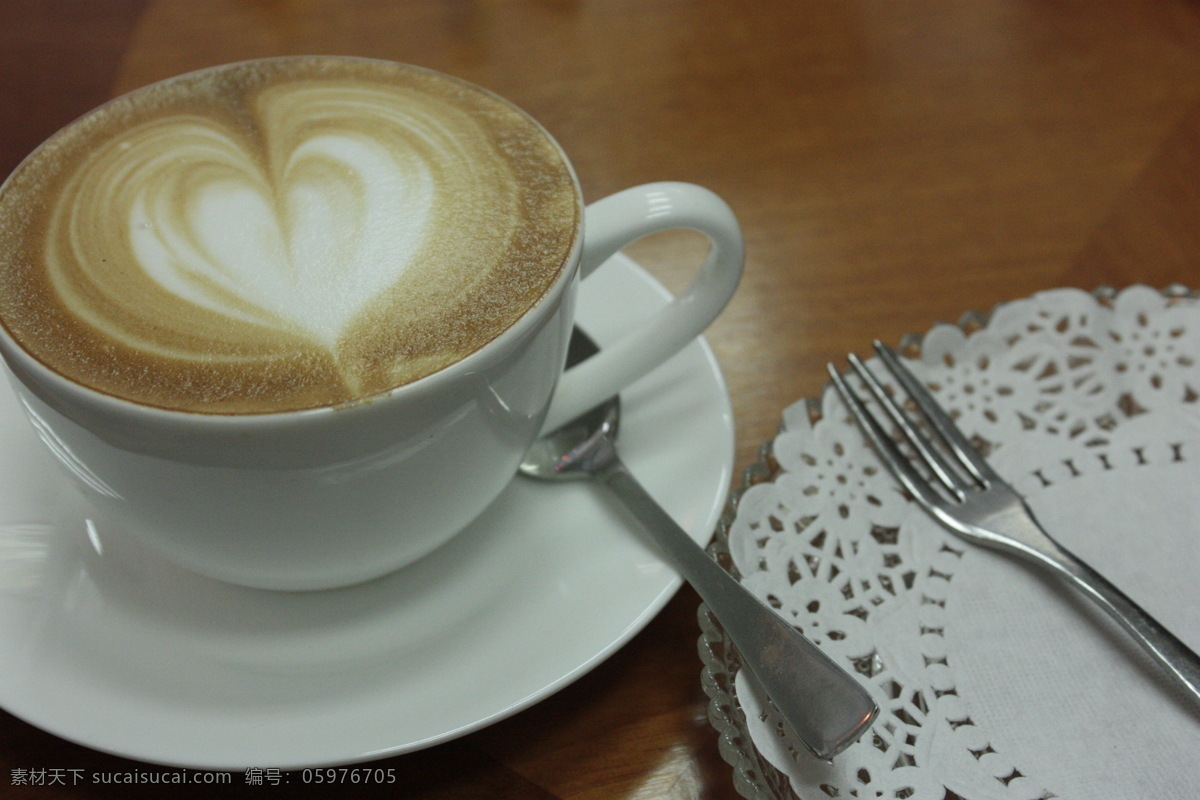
[600,462,878,759]
[1017,528,1200,703]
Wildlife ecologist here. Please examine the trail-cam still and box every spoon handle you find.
[601,462,879,760]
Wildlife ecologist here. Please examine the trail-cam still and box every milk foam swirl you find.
[0,58,579,413]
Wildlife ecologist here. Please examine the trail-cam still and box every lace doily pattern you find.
[701,286,1200,800]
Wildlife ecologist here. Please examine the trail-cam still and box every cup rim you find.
[0,55,585,431]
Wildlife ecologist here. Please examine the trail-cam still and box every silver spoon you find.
[520,337,878,760]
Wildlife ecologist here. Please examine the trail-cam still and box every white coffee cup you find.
[0,61,742,591]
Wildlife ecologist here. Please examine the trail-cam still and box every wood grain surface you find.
[3,2,1200,798]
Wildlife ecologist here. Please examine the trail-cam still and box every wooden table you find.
[3,2,1199,798]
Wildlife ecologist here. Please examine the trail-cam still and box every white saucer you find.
[0,253,734,770]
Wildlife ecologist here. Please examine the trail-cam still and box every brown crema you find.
[0,57,580,413]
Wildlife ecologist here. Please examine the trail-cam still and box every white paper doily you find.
[701,286,1200,800]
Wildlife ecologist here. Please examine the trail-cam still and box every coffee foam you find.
[0,58,580,413]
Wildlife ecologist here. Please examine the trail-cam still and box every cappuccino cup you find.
[0,57,742,590]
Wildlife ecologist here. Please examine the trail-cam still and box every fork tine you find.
[826,364,946,509]
[872,341,1000,486]
[845,353,971,501]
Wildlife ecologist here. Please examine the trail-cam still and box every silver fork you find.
[828,340,1200,705]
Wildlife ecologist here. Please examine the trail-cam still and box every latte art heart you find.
[0,59,580,412]
[124,114,436,350]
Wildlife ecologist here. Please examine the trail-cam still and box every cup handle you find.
[540,182,744,434]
